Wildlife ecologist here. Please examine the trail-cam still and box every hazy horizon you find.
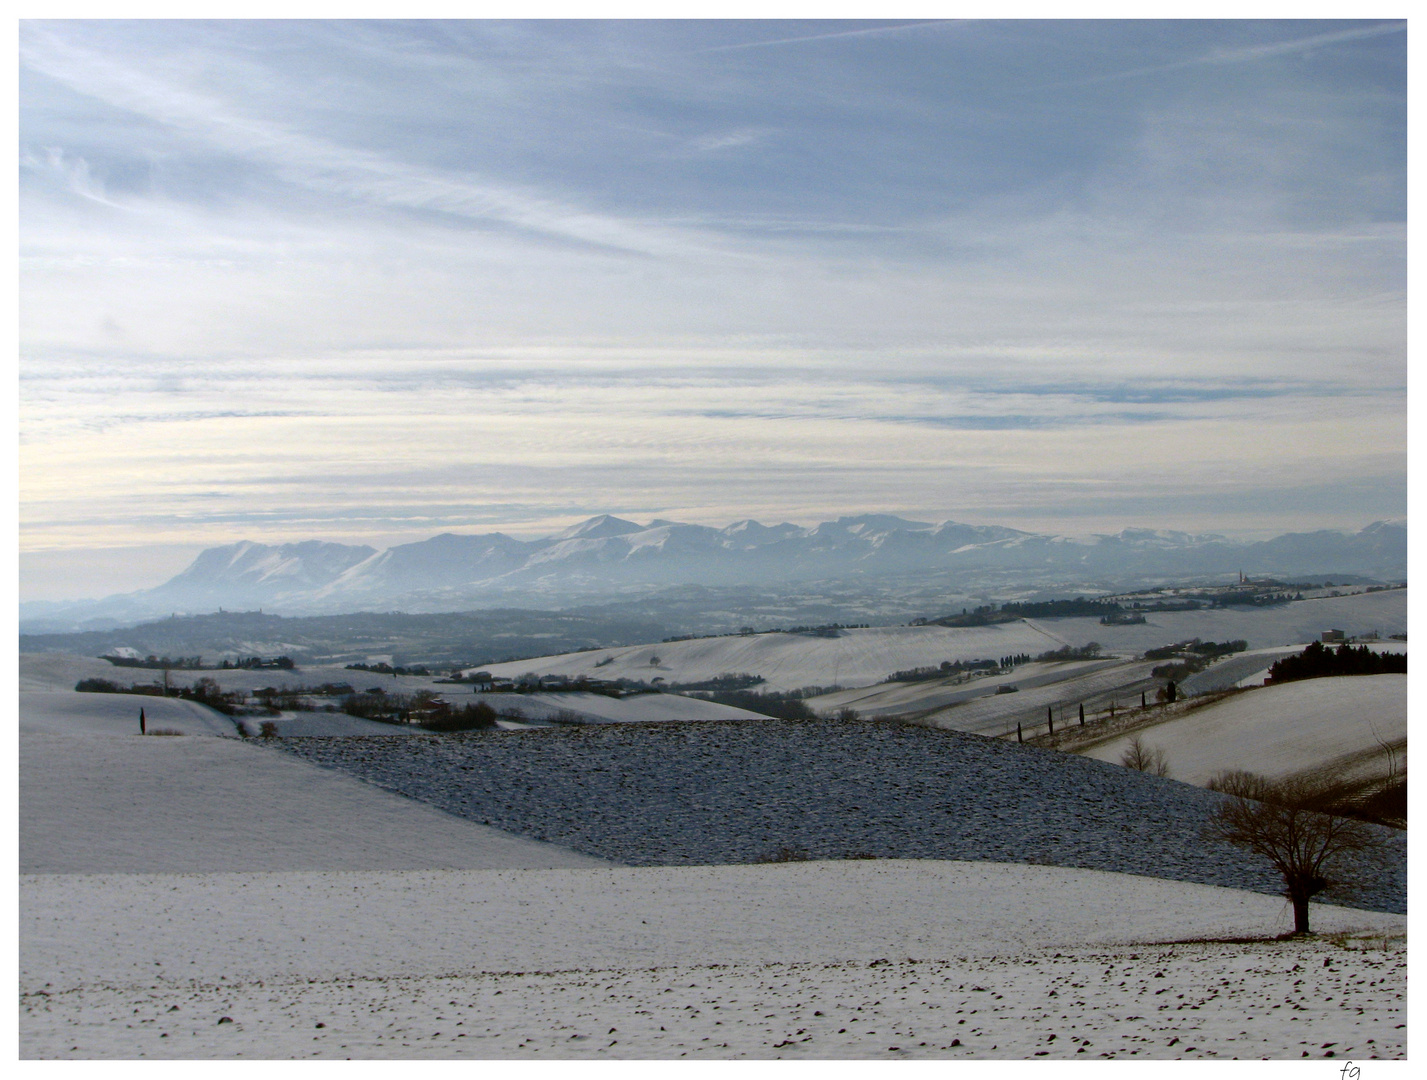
[18,511,1405,606]
[20,19,1406,602]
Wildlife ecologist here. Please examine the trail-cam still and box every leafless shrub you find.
[145,728,184,737]
[1206,769,1275,799]
[1120,734,1170,777]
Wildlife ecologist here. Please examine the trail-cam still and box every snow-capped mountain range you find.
[20,515,1406,630]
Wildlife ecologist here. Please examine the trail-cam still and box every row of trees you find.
[101,654,296,670]
[694,688,817,720]
[345,661,433,676]
[1035,642,1102,662]
[882,658,998,684]
[102,654,204,670]
[1143,639,1247,661]
[666,672,766,692]
[76,676,243,714]
[340,689,497,730]
[1267,642,1407,684]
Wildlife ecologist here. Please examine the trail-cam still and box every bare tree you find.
[1203,771,1383,935]
[1120,734,1170,777]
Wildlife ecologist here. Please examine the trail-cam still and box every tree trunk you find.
[1290,891,1311,934]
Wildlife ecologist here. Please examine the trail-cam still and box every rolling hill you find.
[1076,674,1407,791]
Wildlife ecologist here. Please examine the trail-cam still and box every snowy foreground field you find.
[20,862,1406,1059]
[19,700,1408,1058]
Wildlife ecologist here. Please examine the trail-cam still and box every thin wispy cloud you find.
[1024,20,1407,92]
[700,20,961,53]
[685,128,774,154]
[20,26,718,259]
[20,148,118,207]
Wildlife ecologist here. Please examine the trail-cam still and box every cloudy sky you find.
[19,18,1406,600]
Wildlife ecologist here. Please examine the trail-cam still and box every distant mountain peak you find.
[1099,528,1228,548]
[552,515,645,540]
[1363,519,1406,533]
[831,514,934,533]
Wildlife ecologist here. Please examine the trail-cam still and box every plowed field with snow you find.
[273,720,1406,913]
[469,690,771,723]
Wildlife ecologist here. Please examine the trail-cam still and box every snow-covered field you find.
[16,589,1410,1059]
[20,861,1405,1059]
[805,658,1121,719]
[17,688,423,738]
[464,589,1405,696]
[20,732,607,874]
[18,655,772,726]
[474,622,1072,693]
[18,651,449,696]
[1078,675,1407,787]
[914,661,1164,738]
[810,658,1163,736]
[1181,641,1407,694]
[19,651,144,692]
[19,690,239,736]
[1030,589,1405,656]
[18,704,1409,1059]
[1179,647,1306,694]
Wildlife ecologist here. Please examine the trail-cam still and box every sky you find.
[17,18,1407,601]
